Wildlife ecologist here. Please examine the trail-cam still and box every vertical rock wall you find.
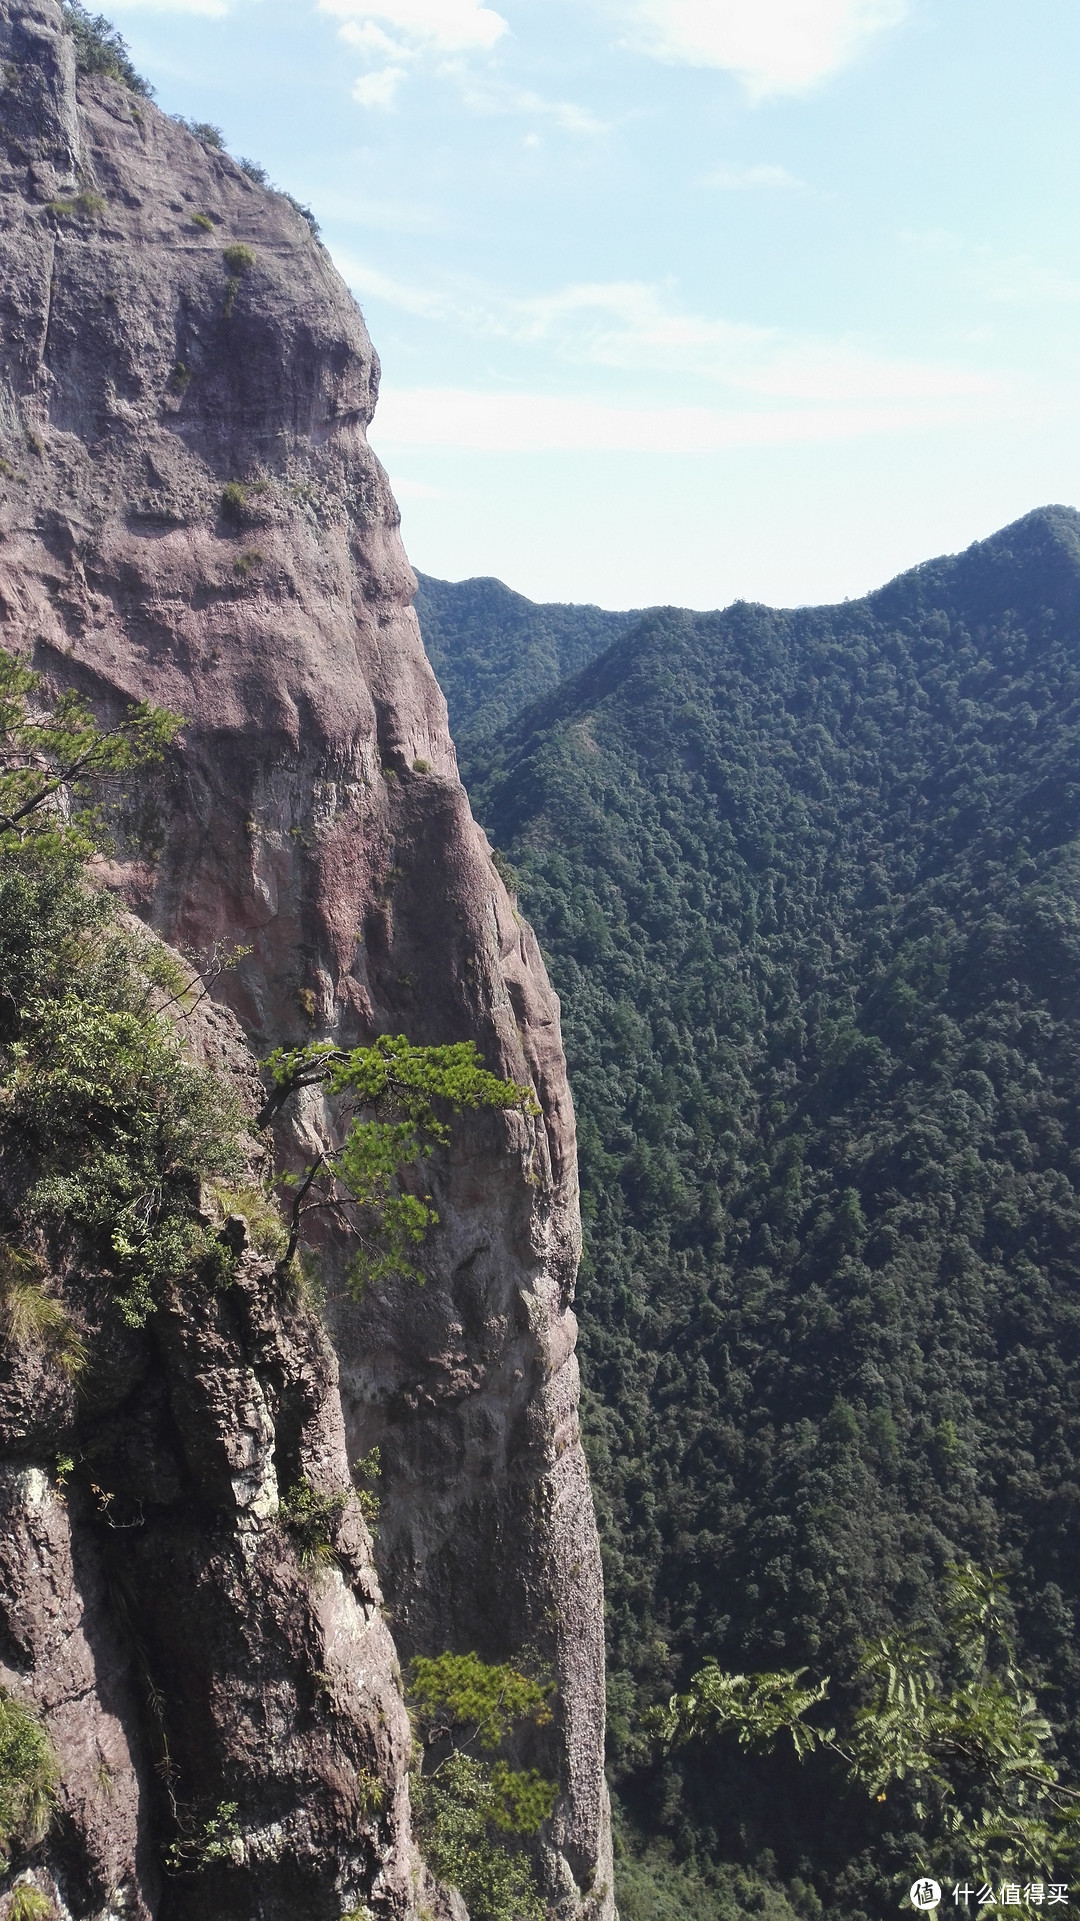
[0,4,612,1913]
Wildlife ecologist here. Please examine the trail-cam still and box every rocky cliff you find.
[0,5,612,1915]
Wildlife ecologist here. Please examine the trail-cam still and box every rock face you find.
[0,5,612,1916]
[0,958,430,1921]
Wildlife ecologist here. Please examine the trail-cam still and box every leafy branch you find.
[408,1652,557,1921]
[261,1034,540,1292]
[0,651,182,838]
[651,1566,1080,1883]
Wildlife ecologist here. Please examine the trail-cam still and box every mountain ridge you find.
[437,499,1080,1918]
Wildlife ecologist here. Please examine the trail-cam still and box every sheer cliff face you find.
[0,4,611,1916]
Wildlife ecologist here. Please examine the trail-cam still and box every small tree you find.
[260,1035,540,1291]
[409,1651,558,1921]
[0,650,243,1326]
[0,650,180,839]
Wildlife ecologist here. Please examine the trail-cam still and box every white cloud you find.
[341,261,1003,408]
[105,0,228,13]
[352,65,408,105]
[339,19,408,54]
[370,385,1018,456]
[319,0,508,55]
[456,78,610,133]
[622,0,907,97]
[702,161,805,189]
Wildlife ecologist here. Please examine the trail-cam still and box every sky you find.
[101,0,1080,609]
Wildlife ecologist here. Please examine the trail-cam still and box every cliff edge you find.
[0,4,612,1915]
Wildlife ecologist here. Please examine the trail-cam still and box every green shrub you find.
[220,482,249,523]
[0,650,245,1328]
[163,1800,240,1872]
[409,1652,553,1746]
[408,1653,557,1921]
[208,1185,287,1261]
[44,192,105,222]
[9,1889,55,1921]
[222,243,256,275]
[260,1035,539,1289]
[412,1754,547,1921]
[278,1480,349,1568]
[282,192,321,238]
[191,212,215,233]
[0,1244,86,1377]
[172,116,224,149]
[0,1692,57,1864]
[352,1446,381,1528]
[235,162,321,235]
[61,3,152,95]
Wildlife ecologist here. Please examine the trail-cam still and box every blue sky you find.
[104,0,1080,608]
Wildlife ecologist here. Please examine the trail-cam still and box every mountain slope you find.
[461,504,1080,1913]
[414,571,639,743]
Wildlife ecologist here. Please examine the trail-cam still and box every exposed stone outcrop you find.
[0,951,431,1921]
[0,4,612,1915]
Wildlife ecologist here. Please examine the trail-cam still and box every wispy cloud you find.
[352,64,408,106]
[319,0,507,54]
[341,261,1003,408]
[455,78,610,134]
[106,0,229,13]
[370,385,1021,456]
[321,0,602,128]
[619,0,908,98]
[701,161,806,189]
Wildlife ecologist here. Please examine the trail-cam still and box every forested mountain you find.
[432,505,1080,1918]
[413,570,638,742]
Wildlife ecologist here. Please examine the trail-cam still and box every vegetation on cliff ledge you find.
[0,1690,57,1868]
[61,2,152,96]
[409,1651,558,1921]
[0,649,243,1329]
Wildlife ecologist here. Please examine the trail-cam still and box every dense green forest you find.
[422,505,1080,1917]
[413,572,637,744]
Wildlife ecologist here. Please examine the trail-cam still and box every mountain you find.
[0,5,611,1915]
[452,505,1080,1916]
[414,572,638,744]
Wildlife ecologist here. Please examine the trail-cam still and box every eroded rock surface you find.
[0,945,432,1921]
[0,4,611,1915]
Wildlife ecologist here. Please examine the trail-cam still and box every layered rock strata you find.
[0,3,611,1915]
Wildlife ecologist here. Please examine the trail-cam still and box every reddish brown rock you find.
[0,942,433,1921]
[0,3,612,1916]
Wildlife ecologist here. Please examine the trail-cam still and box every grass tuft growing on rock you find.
[0,1245,86,1376]
[0,1692,58,1865]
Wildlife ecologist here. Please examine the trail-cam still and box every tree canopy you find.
[448,506,1080,1917]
